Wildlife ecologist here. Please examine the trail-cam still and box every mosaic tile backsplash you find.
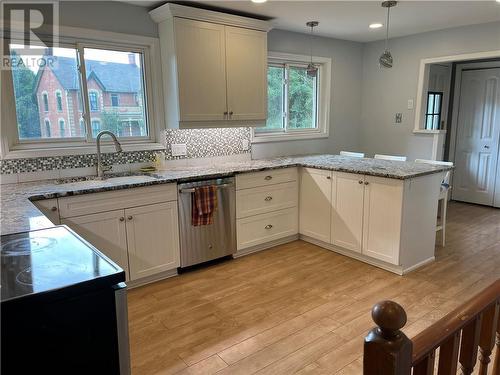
[164,127,251,159]
[0,127,251,175]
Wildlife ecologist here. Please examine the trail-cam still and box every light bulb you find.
[369,23,384,29]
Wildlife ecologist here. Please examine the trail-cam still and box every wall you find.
[253,29,364,159]
[359,21,500,161]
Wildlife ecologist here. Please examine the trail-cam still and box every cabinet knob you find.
[364,181,369,185]
[264,175,273,181]
[223,111,228,116]
[229,111,234,116]
[127,215,133,220]
[119,217,125,222]
[265,224,273,230]
[326,176,331,180]
[358,180,363,184]
[50,206,58,212]
[265,196,273,201]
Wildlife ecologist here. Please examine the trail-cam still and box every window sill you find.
[413,129,447,135]
[251,130,329,143]
[3,142,165,159]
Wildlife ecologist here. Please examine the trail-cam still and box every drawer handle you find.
[127,215,133,221]
[358,180,363,184]
[265,224,273,230]
[264,175,273,181]
[326,176,331,180]
[364,181,369,185]
[265,196,273,201]
[119,217,125,222]
[51,206,58,212]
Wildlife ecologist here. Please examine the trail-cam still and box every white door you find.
[299,168,332,243]
[331,172,364,253]
[125,202,180,280]
[174,18,227,122]
[453,68,500,206]
[225,26,267,122]
[62,210,129,279]
[362,176,403,265]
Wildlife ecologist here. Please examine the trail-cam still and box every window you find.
[5,38,154,151]
[55,91,63,112]
[42,92,49,112]
[91,119,101,137]
[59,119,65,137]
[44,120,51,137]
[89,91,99,112]
[253,53,331,143]
[425,92,443,130]
[111,93,119,107]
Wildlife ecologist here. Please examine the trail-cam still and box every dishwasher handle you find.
[179,183,234,194]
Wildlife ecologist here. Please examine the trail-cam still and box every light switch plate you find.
[242,139,250,151]
[171,143,187,157]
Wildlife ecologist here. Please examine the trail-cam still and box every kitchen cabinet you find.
[331,172,364,253]
[299,168,332,243]
[125,202,180,280]
[62,210,129,279]
[151,3,271,128]
[362,175,403,265]
[33,198,60,225]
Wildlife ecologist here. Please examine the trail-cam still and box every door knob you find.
[484,145,490,149]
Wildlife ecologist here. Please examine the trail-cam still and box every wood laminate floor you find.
[128,202,500,375]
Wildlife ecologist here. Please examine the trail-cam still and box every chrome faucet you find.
[96,131,122,178]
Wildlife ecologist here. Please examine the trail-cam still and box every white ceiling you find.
[129,1,500,43]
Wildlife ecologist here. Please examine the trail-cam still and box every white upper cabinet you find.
[299,168,332,243]
[150,3,272,129]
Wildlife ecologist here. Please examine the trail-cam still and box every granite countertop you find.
[0,154,452,236]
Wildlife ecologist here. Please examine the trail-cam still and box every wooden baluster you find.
[459,316,482,375]
[493,304,500,375]
[438,332,460,375]
[479,303,500,375]
[413,350,435,375]
[363,300,412,375]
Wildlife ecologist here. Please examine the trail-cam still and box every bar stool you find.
[340,151,365,158]
[415,159,454,246]
[374,154,407,161]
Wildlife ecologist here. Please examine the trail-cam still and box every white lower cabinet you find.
[125,202,180,280]
[331,172,364,253]
[362,176,403,265]
[299,168,332,243]
[33,198,60,225]
[62,210,129,279]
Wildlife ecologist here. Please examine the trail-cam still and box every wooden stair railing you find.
[363,279,500,375]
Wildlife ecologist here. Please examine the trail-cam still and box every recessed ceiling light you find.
[251,0,267,3]
[369,23,384,29]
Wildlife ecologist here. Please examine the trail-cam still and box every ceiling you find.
[129,1,500,43]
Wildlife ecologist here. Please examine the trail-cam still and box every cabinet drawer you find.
[236,167,297,190]
[59,184,177,218]
[237,207,298,250]
[236,181,298,218]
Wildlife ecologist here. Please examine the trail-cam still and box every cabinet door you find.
[33,198,60,225]
[225,26,267,122]
[332,172,364,253]
[62,210,129,279]
[299,168,332,243]
[174,18,227,122]
[125,202,180,280]
[362,176,403,265]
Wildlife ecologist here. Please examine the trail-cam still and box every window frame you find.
[252,52,331,144]
[424,91,443,131]
[111,93,119,107]
[55,90,63,112]
[88,89,100,112]
[58,118,66,137]
[1,25,165,159]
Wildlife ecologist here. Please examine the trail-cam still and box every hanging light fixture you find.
[379,1,397,69]
[306,21,319,77]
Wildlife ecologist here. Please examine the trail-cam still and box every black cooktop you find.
[1,226,124,302]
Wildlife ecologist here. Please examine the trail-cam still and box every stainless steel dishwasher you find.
[178,177,236,268]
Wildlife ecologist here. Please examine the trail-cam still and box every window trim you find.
[252,52,331,144]
[1,25,165,159]
[111,93,120,107]
[424,91,443,131]
[41,91,49,113]
[55,90,63,112]
[58,118,66,137]
[88,90,100,112]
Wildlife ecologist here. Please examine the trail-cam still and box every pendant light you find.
[379,1,397,69]
[306,21,319,77]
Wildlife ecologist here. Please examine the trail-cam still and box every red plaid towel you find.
[191,185,218,226]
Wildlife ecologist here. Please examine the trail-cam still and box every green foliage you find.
[101,110,121,135]
[11,51,41,138]
[265,66,284,130]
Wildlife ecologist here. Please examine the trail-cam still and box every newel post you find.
[363,300,413,375]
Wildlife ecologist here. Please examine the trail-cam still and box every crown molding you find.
[149,3,272,32]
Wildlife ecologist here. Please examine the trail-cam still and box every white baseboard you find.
[402,257,435,274]
[234,234,299,258]
[126,268,178,289]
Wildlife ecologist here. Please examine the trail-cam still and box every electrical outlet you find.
[242,139,250,151]
[171,143,187,157]
[395,113,403,123]
[407,99,414,110]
